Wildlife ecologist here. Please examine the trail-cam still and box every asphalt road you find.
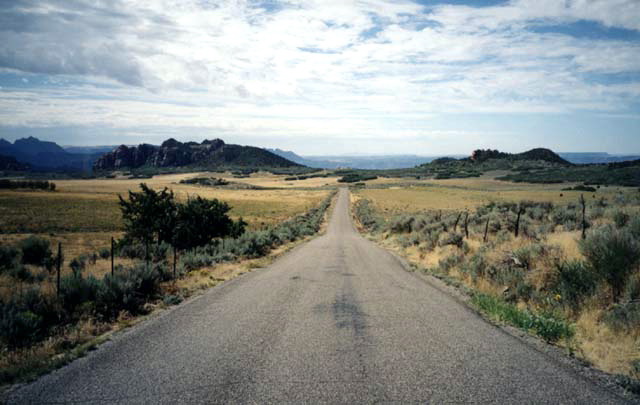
[7,188,630,404]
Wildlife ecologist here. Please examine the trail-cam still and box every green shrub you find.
[8,265,35,283]
[59,272,100,316]
[438,252,464,273]
[0,289,57,348]
[163,295,183,306]
[18,236,52,267]
[389,216,415,233]
[99,247,111,260]
[612,210,630,228]
[628,216,640,239]
[554,260,598,310]
[471,293,573,342]
[625,274,640,302]
[604,302,640,332]
[579,226,640,301]
[354,199,384,232]
[96,264,161,319]
[0,245,21,272]
[512,243,547,271]
[69,257,86,274]
[439,233,463,248]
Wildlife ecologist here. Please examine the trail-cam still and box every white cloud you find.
[0,0,639,150]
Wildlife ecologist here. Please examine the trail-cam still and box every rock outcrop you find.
[93,138,301,171]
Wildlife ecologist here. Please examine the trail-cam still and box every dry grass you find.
[357,185,622,215]
[546,231,583,260]
[357,179,640,383]
[575,307,640,378]
[0,174,331,236]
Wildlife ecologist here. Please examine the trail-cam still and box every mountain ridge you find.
[94,138,303,171]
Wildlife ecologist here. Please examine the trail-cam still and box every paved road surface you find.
[7,188,629,403]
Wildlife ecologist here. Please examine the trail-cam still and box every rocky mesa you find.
[93,138,302,171]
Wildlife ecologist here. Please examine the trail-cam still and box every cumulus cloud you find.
[0,0,639,151]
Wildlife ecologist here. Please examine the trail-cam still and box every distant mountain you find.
[64,145,119,155]
[94,138,303,171]
[0,154,30,171]
[267,148,451,169]
[0,137,99,171]
[559,152,640,164]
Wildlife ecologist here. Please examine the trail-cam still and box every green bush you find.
[18,236,52,267]
[99,247,111,260]
[625,274,640,302]
[612,210,630,228]
[354,199,384,232]
[471,293,573,342]
[554,260,598,310]
[460,253,488,281]
[8,265,35,283]
[69,257,86,274]
[0,289,58,348]
[628,216,640,239]
[438,252,464,273]
[439,233,463,248]
[0,245,21,272]
[579,226,640,301]
[604,302,640,332]
[95,264,161,319]
[59,272,100,316]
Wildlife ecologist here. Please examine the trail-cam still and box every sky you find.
[0,0,639,156]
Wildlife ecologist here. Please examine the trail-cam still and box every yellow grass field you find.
[356,179,627,214]
[0,172,332,268]
[0,173,331,233]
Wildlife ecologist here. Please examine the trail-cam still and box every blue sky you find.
[0,0,639,155]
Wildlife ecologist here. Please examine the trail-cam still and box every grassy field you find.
[353,178,640,386]
[357,178,627,214]
[0,172,331,281]
[1,173,330,230]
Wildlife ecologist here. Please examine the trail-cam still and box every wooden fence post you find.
[463,211,469,239]
[111,237,115,276]
[515,206,524,238]
[173,245,177,279]
[453,212,462,232]
[56,242,61,297]
[580,194,587,240]
[483,216,490,243]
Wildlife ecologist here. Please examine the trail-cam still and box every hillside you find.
[559,152,640,164]
[0,137,98,171]
[0,154,30,171]
[94,138,305,172]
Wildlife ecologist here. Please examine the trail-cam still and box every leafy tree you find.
[119,184,246,251]
[119,183,177,246]
[173,196,246,250]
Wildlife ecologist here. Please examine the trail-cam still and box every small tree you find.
[173,196,246,250]
[119,184,177,246]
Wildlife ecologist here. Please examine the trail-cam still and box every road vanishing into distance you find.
[7,189,630,404]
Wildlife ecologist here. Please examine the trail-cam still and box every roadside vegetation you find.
[0,180,56,191]
[0,183,334,386]
[353,188,640,389]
